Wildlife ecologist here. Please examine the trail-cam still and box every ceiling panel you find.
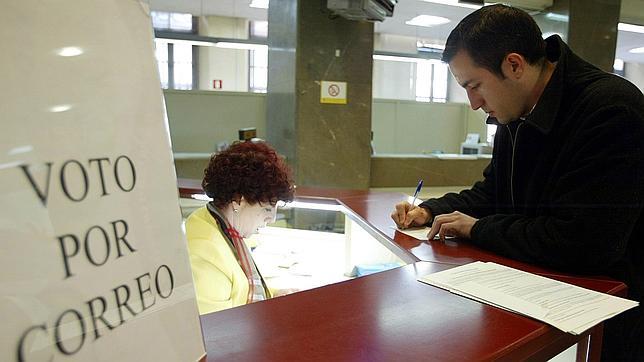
[147,0,644,63]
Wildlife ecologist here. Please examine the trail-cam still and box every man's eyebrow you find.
[460,79,472,88]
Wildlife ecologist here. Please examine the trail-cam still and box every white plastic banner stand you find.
[0,1,206,361]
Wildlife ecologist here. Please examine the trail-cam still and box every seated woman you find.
[186,141,294,315]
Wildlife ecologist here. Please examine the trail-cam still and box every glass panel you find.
[179,196,406,296]
[151,11,170,29]
[154,40,168,89]
[415,60,432,102]
[432,61,448,101]
[249,48,268,93]
[169,13,193,32]
[173,43,193,90]
[250,20,268,38]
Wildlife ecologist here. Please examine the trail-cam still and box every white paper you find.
[392,226,455,241]
[419,262,639,335]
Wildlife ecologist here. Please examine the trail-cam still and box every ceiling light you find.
[619,23,644,34]
[629,47,644,54]
[406,15,450,28]
[420,0,483,10]
[250,0,269,9]
[57,47,84,57]
[216,42,268,51]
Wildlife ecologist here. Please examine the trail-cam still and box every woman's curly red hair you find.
[202,141,295,208]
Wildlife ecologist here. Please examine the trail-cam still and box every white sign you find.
[0,1,205,361]
[320,80,347,104]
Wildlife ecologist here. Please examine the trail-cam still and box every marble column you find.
[267,0,374,189]
[547,0,622,72]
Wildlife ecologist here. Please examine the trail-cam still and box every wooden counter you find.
[178,180,626,361]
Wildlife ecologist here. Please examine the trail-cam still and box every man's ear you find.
[504,53,525,79]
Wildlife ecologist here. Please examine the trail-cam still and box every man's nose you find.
[467,90,483,110]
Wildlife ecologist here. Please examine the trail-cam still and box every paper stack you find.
[419,261,639,334]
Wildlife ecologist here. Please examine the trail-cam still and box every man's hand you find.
[391,201,432,229]
[427,211,477,241]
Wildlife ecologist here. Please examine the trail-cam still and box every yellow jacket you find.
[185,206,249,315]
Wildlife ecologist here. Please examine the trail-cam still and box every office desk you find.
[178,180,626,361]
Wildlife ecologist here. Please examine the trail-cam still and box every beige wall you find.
[164,90,266,152]
[372,99,487,154]
[164,89,489,155]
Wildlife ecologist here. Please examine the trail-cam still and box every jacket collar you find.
[486,35,567,134]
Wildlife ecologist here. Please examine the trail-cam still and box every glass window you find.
[415,60,432,102]
[432,62,448,103]
[151,11,170,29]
[414,59,449,103]
[151,11,193,32]
[250,48,268,93]
[152,11,196,90]
[154,40,169,89]
[173,43,193,90]
[169,13,193,32]
[250,20,268,38]
[249,21,269,93]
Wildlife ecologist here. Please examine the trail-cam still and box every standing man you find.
[391,4,643,360]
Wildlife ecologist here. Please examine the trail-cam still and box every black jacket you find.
[421,36,644,360]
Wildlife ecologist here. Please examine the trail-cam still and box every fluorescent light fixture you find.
[216,42,268,51]
[155,38,215,47]
[57,47,84,57]
[619,22,644,34]
[406,15,450,28]
[250,0,269,9]
[629,47,644,54]
[49,104,72,113]
[420,0,482,10]
[614,58,624,71]
[544,12,569,22]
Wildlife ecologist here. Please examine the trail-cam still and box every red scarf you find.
[226,226,266,303]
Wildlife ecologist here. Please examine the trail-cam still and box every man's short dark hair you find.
[442,4,546,78]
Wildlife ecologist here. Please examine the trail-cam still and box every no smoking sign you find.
[320,80,347,104]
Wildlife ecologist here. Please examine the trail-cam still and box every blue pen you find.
[410,179,424,208]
